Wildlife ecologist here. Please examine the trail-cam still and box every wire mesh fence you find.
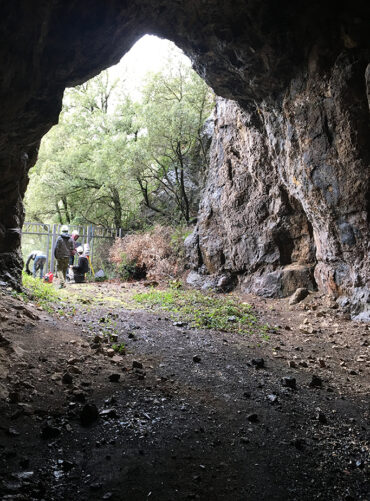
[21,223,122,278]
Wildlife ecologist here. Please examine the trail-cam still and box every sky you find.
[107,34,191,99]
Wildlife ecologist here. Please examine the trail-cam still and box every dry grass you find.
[109,225,189,281]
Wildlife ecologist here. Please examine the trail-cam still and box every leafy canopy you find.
[25,45,215,230]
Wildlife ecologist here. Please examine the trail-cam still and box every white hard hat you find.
[72,230,79,237]
[76,246,83,253]
[61,225,69,233]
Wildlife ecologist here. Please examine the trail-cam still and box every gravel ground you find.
[0,282,368,500]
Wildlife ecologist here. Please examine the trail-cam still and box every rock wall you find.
[187,48,369,318]
[0,1,368,315]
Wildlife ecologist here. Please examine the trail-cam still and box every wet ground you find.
[0,282,369,500]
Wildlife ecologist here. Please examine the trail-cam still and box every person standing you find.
[53,225,74,288]
[25,250,46,278]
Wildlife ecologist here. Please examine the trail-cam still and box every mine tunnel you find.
[0,2,369,500]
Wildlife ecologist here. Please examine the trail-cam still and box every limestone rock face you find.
[187,58,369,315]
[0,1,368,315]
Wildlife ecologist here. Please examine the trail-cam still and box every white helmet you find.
[61,225,69,233]
[76,246,84,254]
[72,230,79,237]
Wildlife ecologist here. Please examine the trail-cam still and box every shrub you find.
[109,225,190,281]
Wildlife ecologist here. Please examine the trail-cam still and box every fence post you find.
[50,224,57,272]
[45,224,50,273]
[90,225,94,267]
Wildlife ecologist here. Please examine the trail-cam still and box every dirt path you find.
[0,283,369,500]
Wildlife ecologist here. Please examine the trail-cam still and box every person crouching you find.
[71,246,89,283]
[25,250,47,278]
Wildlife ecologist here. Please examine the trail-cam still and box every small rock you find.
[7,427,20,436]
[59,459,74,471]
[173,321,187,327]
[281,376,297,389]
[8,391,20,403]
[317,411,327,424]
[41,423,61,439]
[108,373,120,383]
[251,358,264,369]
[309,375,322,388]
[90,482,103,490]
[100,408,118,419]
[14,471,34,480]
[106,348,115,357]
[247,413,259,423]
[134,369,146,380]
[289,288,309,305]
[267,394,278,403]
[299,324,314,334]
[69,366,82,375]
[62,373,73,385]
[105,396,117,405]
[80,403,99,426]
[227,315,237,323]
[73,391,86,403]
[67,357,79,364]
[193,355,201,363]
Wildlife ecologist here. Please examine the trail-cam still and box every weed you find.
[112,343,126,354]
[133,289,270,338]
[22,272,62,310]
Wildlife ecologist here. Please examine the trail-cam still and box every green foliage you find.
[112,343,126,354]
[22,272,62,310]
[131,62,214,224]
[132,289,270,338]
[114,251,145,280]
[170,226,192,261]
[25,45,215,231]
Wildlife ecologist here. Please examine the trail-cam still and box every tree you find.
[130,59,214,224]
[25,72,140,230]
[25,50,215,230]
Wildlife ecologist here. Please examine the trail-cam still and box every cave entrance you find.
[23,35,215,279]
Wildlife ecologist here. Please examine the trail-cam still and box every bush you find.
[109,225,190,281]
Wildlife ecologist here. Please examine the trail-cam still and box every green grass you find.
[132,289,270,339]
[22,272,63,311]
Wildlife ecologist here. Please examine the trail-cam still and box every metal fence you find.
[21,223,122,277]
